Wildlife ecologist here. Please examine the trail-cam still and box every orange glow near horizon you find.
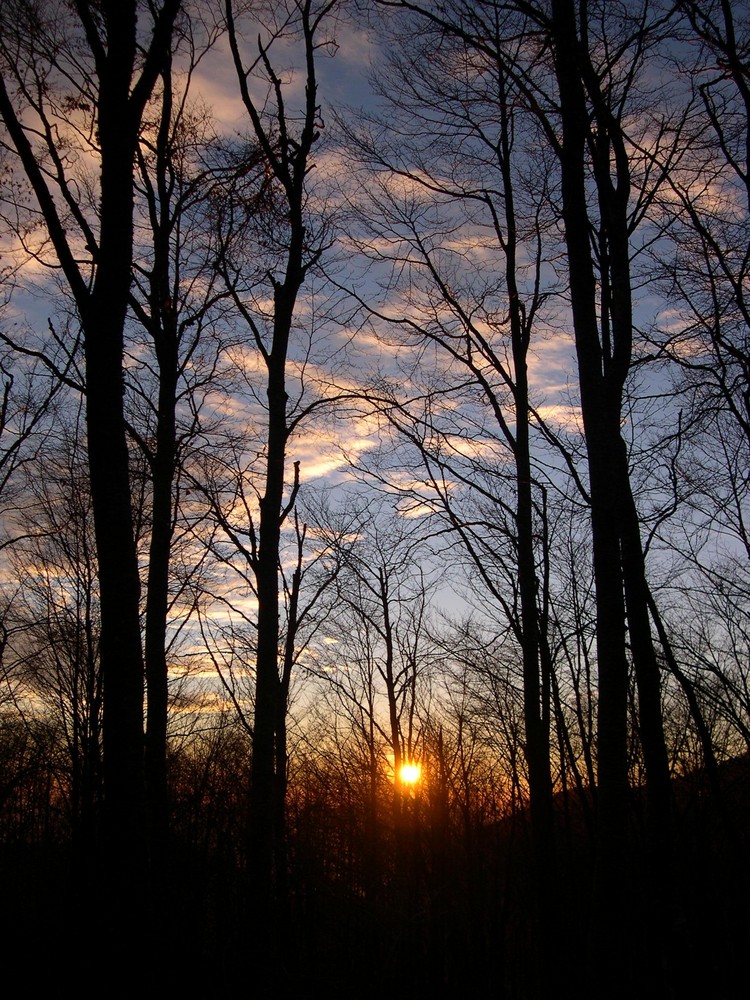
[398,762,422,785]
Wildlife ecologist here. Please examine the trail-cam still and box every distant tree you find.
[310,501,431,827]
[3,407,102,865]
[336,9,568,981]
[0,353,61,529]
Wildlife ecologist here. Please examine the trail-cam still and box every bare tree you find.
[0,0,182,974]
[3,406,102,867]
[179,0,344,963]
[124,11,236,875]
[333,8,572,980]
[350,0,689,992]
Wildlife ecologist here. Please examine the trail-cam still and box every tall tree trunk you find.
[87,7,149,952]
[225,1,325,967]
[0,1,181,981]
[143,316,178,906]
[143,54,180,897]
[250,340,288,938]
[501,68,557,989]
[249,271,301,964]
[550,2,635,991]
[550,1,678,992]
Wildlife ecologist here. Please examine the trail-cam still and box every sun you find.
[398,762,422,785]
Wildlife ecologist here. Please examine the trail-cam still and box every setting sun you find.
[398,762,422,785]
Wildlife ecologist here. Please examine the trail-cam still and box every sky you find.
[3,0,746,724]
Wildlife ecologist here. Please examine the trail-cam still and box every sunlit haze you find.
[398,762,422,785]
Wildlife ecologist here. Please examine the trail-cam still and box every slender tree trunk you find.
[144,321,178,899]
[508,180,557,1000]
[87,19,149,945]
[143,62,180,883]
[249,273,300,963]
[223,7,327,977]
[250,350,286,928]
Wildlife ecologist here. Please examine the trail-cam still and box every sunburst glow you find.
[399,762,422,785]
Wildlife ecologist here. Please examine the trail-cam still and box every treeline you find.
[0,1,748,997]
